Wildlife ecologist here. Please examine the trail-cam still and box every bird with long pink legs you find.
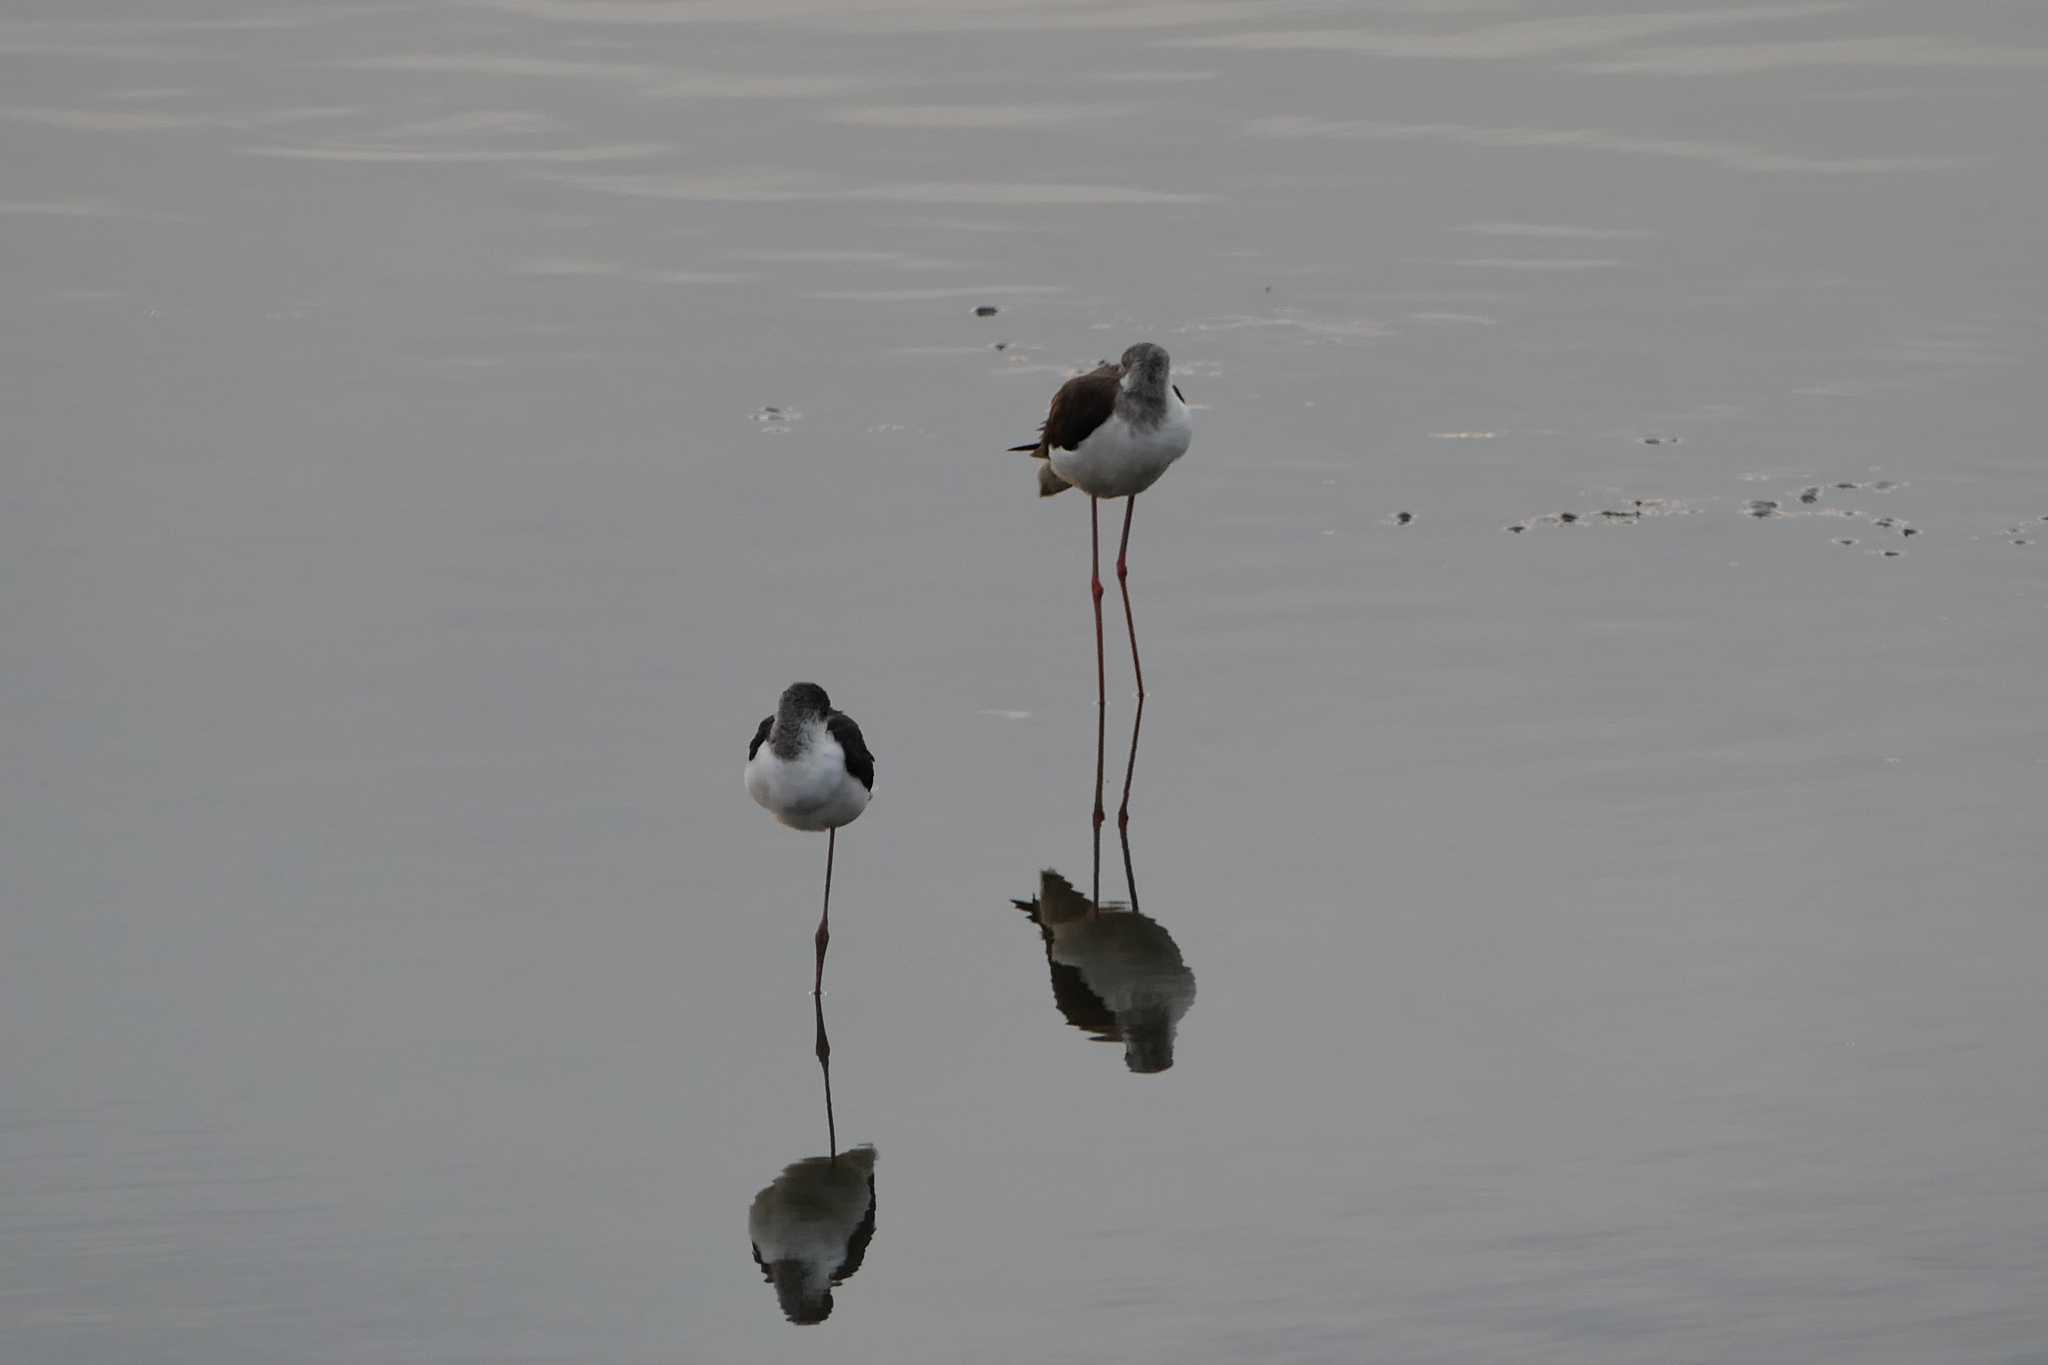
[1010,342,1192,824]
[745,683,875,996]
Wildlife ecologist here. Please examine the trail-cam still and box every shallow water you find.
[6,1,2048,1360]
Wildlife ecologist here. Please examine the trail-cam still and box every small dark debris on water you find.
[1800,487,1821,504]
[1600,509,1639,521]
[1881,550,1902,557]
[1836,481,1858,489]
[1900,527,1918,538]
[974,305,998,317]
[992,341,1008,351]
[762,405,781,415]
[1394,511,1413,525]
[1558,512,1579,524]
[2015,539,2032,546]
[1870,480,1899,491]
[1640,435,1680,446]
[1873,516,1896,529]
[1834,538,1857,546]
[1745,500,1779,518]
[1507,524,1527,533]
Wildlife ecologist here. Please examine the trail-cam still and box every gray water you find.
[6,1,2047,1361]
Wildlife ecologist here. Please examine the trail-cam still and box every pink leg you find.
[1117,496,1145,700]
[1090,497,1106,829]
[813,828,834,996]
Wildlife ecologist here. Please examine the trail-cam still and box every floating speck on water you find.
[2015,539,2032,546]
[1429,431,1496,440]
[1800,487,1821,504]
[1558,512,1579,524]
[1836,481,1858,489]
[974,305,998,317]
[1627,497,1694,519]
[1640,435,1679,445]
[1745,500,1779,518]
[993,341,1008,351]
[1835,538,1857,546]
[1900,527,1919,537]
[1507,524,1526,533]
[1600,509,1639,521]
[1881,550,1902,557]
[1871,480,1899,491]
[750,404,801,432]
[1394,511,1413,525]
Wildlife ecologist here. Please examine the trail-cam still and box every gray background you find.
[5,1,2045,1361]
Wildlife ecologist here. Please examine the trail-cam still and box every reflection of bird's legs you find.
[1089,814,1103,920]
[1119,692,1145,832]
[1120,814,1140,916]
[813,828,834,997]
[814,993,837,1159]
[1116,496,1145,701]
[1090,497,1106,830]
[1091,694,1105,915]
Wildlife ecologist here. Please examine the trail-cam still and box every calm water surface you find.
[6,1,2047,1361]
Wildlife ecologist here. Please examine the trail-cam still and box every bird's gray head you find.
[771,683,832,759]
[1118,342,1171,392]
[778,682,832,719]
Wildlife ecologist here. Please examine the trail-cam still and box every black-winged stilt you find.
[1010,342,1192,728]
[746,682,875,995]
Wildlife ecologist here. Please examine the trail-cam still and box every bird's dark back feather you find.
[826,712,875,791]
[1020,362,1120,456]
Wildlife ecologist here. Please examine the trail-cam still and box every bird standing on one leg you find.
[745,683,875,995]
[1010,342,1192,717]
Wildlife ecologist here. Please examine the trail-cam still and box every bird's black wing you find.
[748,715,773,760]
[1007,362,1120,456]
[826,712,874,791]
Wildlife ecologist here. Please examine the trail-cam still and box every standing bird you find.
[746,683,875,995]
[1010,342,1192,713]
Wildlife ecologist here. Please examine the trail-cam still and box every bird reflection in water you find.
[746,997,877,1325]
[1011,697,1197,1072]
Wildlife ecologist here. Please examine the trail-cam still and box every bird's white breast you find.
[1049,388,1191,499]
[745,722,871,832]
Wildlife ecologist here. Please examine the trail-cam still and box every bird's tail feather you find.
[1007,441,1040,453]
